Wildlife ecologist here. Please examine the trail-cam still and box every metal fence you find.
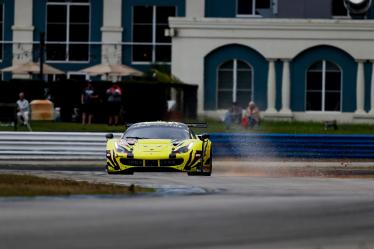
[1,132,374,161]
[0,132,115,160]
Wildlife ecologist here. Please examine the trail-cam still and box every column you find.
[12,0,34,78]
[355,60,366,115]
[369,61,374,115]
[280,59,292,114]
[265,59,277,114]
[186,0,205,18]
[101,0,123,80]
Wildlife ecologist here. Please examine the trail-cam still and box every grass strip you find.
[0,174,153,197]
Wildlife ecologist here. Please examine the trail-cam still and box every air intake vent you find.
[160,159,184,166]
[120,159,143,166]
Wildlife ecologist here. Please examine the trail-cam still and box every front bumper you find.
[106,150,203,173]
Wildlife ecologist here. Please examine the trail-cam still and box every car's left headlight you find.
[175,143,193,154]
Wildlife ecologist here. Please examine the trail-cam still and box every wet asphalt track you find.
[1,170,374,249]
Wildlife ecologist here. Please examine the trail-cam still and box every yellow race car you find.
[105,121,212,176]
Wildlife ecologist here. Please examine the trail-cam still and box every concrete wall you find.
[186,0,205,18]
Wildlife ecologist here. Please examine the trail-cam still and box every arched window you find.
[306,60,342,112]
[217,59,253,109]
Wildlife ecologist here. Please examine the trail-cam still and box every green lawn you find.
[1,119,374,134]
[0,121,126,133]
[0,174,153,197]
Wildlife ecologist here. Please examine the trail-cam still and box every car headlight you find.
[115,143,129,153]
[176,143,193,154]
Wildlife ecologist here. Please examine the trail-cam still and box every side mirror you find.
[106,133,114,139]
[199,133,210,140]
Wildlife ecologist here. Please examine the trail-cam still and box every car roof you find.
[128,121,188,130]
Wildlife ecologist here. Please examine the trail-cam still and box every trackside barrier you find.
[212,133,374,159]
[0,132,121,160]
[1,132,374,160]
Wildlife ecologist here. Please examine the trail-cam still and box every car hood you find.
[133,139,174,152]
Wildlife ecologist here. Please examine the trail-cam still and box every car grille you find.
[160,159,184,166]
[145,160,158,167]
[120,159,143,166]
[120,158,184,167]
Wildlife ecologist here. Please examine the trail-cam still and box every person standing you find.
[106,83,122,126]
[81,83,98,125]
[16,92,30,126]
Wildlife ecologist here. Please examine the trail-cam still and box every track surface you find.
[1,170,374,249]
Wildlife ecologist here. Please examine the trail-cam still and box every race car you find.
[105,121,213,176]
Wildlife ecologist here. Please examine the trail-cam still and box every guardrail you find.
[0,132,120,160]
[213,133,374,159]
[1,132,374,160]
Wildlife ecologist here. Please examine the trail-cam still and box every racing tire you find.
[107,171,134,175]
[206,149,213,176]
[187,171,211,176]
[106,166,134,175]
[121,171,135,175]
[187,151,212,176]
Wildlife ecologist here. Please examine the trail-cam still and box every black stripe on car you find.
[109,151,120,170]
[184,151,193,170]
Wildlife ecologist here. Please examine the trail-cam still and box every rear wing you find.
[124,122,208,129]
[187,123,208,128]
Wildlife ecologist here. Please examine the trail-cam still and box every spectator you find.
[81,83,98,125]
[223,102,242,129]
[244,101,261,128]
[106,83,122,126]
[16,92,30,126]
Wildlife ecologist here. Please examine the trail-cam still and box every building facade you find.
[171,0,374,123]
[2,0,374,122]
[1,0,186,80]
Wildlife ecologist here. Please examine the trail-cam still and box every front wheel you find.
[187,171,211,176]
[187,152,212,176]
[106,165,134,175]
[107,171,134,175]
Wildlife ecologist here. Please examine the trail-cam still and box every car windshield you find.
[123,126,190,140]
